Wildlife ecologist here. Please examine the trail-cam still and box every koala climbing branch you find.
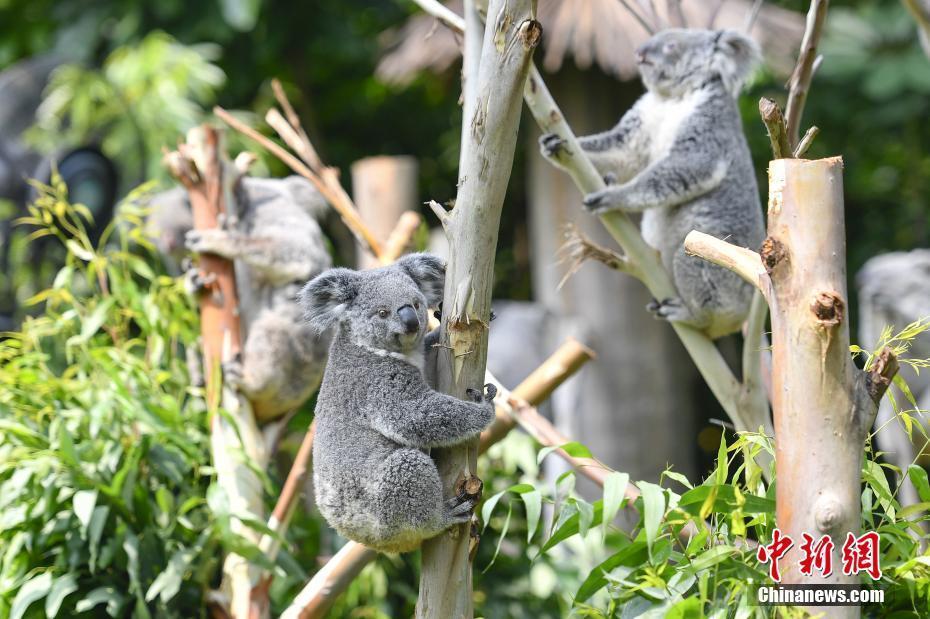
[282,337,594,619]
[411,0,767,440]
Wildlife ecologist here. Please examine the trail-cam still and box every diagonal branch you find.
[412,0,757,442]
[213,106,384,258]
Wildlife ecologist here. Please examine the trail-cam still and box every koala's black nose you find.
[397,305,419,334]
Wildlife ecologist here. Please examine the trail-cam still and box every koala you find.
[857,250,930,508]
[540,29,765,339]
[300,253,497,553]
[148,175,332,422]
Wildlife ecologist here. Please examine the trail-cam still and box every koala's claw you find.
[603,172,619,185]
[222,354,244,388]
[646,297,694,323]
[433,301,443,321]
[466,383,497,404]
[183,267,216,296]
[539,133,567,158]
[583,189,614,213]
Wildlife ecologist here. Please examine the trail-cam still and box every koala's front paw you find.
[466,383,497,404]
[539,133,567,159]
[183,267,216,297]
[646,297,695,324]
[185,228,234,257]
[582,188,621,214]
[222,354,244,389]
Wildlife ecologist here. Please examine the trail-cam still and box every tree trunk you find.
[765,158,882,604]
[526,66,699,489]
[164,126,268,619]
[417,1,540,616]
[350,156,418,268]
[686,157,898,617]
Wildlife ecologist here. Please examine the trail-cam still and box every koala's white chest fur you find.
[638,91,708,251]
[639,91,706,164]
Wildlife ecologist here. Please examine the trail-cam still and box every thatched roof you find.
[377,0,804,85]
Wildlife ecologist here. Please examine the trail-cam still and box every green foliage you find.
[25,32,225,186]
[480,426,930,617]
[0,177,217,618]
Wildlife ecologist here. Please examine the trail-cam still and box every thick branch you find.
[165,127,266,619]
[785,0,829,147]
[683,231,770,295]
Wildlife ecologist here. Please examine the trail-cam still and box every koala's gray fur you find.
[857,250,930,507]
[147,175,332,422]
[540,29,765,338]
[301,254,496,553]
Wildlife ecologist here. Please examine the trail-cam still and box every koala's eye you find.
[662,42,678,55]
[378,309,389,319]
[414,301,421,310]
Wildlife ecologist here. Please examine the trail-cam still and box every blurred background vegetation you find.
[1,0,929,617]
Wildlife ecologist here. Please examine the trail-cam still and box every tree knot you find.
[810,292,844,328]
[814,495,845,533]
[759,237,787,275]
[518,19,543,51]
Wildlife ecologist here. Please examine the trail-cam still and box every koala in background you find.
[540,29,765,339]
[147,176,332,422]
[300,254,496,553]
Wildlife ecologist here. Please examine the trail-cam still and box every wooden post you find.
[350,156,419,268]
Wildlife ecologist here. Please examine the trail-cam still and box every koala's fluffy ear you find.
[395,253,445,307]
[299,268,360,332]
[712,30,761,96]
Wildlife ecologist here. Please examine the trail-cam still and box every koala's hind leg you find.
[372,449,450,551]
[659,245,750,338]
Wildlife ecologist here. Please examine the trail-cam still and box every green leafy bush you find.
[0,177,219,618]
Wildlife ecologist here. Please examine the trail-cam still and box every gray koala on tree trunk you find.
[146,175,332,422]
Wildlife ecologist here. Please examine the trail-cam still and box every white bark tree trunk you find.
[417,1,540,616]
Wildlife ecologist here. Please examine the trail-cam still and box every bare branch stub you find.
[760,236,788,275]
[759,97,791,160]
[793,125,820,158]
[865,347,900,405]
